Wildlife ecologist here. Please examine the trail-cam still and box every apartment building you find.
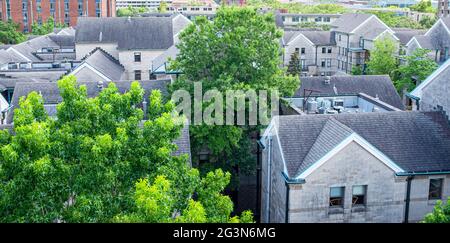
[438,0,449,18]
[75,15,191,80]
[280,13,340,27]
[283,30,336,76]
[0,0,116,32]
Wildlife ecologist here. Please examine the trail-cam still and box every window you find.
[329,187,345,207]
[134,52,141,62]
[301,16,308,22]
[134,70,142,80]
[301,48,305,54]
[321,59,326,67]
[315,17,322,22]
[328,47,332,54]
[338,35,342,41]
[337,60,340,69]
[428,179,443,200]
[322,47,326,54]
[327,59,332,68]
[352,185,367,206]
[293,16,299,22]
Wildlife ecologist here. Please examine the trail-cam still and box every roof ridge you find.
[293,116,354,177]
[81,47,124,70]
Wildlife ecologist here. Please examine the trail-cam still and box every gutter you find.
[404,175,413,223]
[396,171,450,176]
[282,172,305,223]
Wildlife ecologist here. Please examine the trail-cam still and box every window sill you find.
[351,205,366,213]
[328,207,344,215]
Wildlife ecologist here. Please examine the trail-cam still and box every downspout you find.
[265,137,272,223]
[285,182,290,223]
[404,175,414,223]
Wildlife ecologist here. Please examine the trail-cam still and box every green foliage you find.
[31,17,55,35]
[287,51,301,76]
[170,6,298,183]
[0,20,26,44]
[365,10,422,29]
[410,0,435,13]
[393,48,438,92]
[247,1,347,14]
[351,65,363,75]
[115,169,252,223]
[117,6,148,17]
[0,75,252,223]
[419,15,437,29]
[366,37,398,77]
[159,1,168,13]
[423,197,450,223]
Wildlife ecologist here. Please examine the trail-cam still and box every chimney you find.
[97,80,104,92]
[324,76,331,85]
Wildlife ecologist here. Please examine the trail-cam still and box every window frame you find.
[134,52,142,62]
[134,70,142,81]
[352,185,367,207]
[428,178,444,200]
[329,186,345,208]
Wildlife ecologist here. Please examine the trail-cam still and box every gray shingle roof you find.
[75,17,190,50]
[393,29,426,45]
[275,111,450,178]
[441,16,450,29]
[293,75,405,110]
[301,31,335,46]
[414,35,435,50]
[173,122,192,164]
[75,48,125,81]
[0,70,67,89]
[7,79,170,123]
[331,13,373,33]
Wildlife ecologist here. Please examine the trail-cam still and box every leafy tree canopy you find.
[170,7,298,182]
[423,197,450,223]
[0,75,252,223]
[393,48,438,92]
[410,0,435,13]
[117,6,148,17]
[366,36,398,77]
[0,20,26,44]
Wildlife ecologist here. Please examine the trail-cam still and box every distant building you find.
[0,0,116,32]
[74,15,191,80]
[438,0,449,18]
[406,17,450,64]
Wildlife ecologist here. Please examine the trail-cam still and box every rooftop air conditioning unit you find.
[326,109,338,114]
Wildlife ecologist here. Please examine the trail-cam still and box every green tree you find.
[159,1,168,13]
[423,197,450,223]
[170,7,298,185]
[287,51,301,76]
[0,20,26,44]
[366,11,422,29]
[366,37,398,76]
[117,6,147,17]
[419,16,437,29]
[0,75,252,223]
[393,48,438,92]
[410,0,435,13]
[351,65,363,75]
[31,16,55,35]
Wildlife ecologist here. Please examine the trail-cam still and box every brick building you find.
[0,0,116,32]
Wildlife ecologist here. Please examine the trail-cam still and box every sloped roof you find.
[301,31,335,46]
[394,29,426,45]
[413,35,435,49]
[75,17,190,50]
[7,79,170,124]
[293,75,405,110]
[151,45,179,73]
[274,111,450,178]
[331,13,373,33]
[73,48,125,81]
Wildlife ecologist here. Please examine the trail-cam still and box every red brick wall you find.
[1,0,115,32]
